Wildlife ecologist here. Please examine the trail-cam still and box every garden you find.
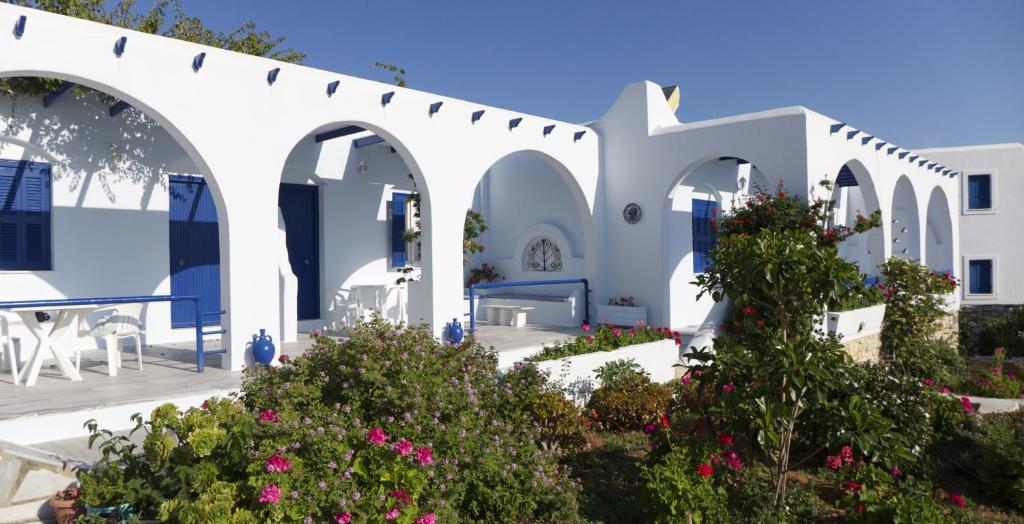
[64,184,1023,523]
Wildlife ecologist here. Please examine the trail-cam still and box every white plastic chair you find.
[75,303,145,376]
[0,315,19,385]
[333,288,363,328]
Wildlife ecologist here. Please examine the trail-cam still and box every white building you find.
[0,5,962,371]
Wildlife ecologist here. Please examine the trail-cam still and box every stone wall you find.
[843,333,881,363]
[959,305,1016,355]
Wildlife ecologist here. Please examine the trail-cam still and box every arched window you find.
[523,237,562,272]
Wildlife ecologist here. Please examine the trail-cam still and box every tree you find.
[1,0,304,98]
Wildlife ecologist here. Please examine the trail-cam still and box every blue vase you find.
[446,318,464,345]
[251,329,276,365]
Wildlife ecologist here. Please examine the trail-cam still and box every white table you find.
[3,304,97,386]
[482,305,534,327]
[351,284,406,324]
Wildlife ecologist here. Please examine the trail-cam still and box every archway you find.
[830,160,884,277]
[925,187,954,274]
[465,150,593,329]
[277,121,432,336]
[663,156,767,329]
[890,176,920,261]
[0,73,225,358]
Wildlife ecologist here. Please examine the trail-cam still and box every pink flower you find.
[694,369,703,376]
[259,409,278,423]
[643,422,658,434]
[385,507,401,520]
[264,453,293,473]
[680,375,693,386]
[840,445,854,465]
[825,455,842,470]
[721,450,743,471]
[842,481,862,493]
[368,427,389,445]
[415,447,433,466]
[334,513,352,524]
[892,466,901,477]
[393,439,413,457]
[722,383,735,394]
[696,463,714,478]
[960,396,976,414]
[939,386,951,393]
[415,513,437,524]
[581,323,591,331]
[612,328,623,337]
[921,378,935,387]
[388,490,413,506]
[717,433,734,446]
[949,492,965,508]
[259,484,281,504]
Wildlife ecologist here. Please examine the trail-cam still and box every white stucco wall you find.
[0,91,200,354]
[920,143,1024,305]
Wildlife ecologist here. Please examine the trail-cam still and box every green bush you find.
[80,320,582,523]
[975,411,1024,509]
[586,367,672,431]
[641,445,728,523]
[525,322,675,362]
[959,349,1024,399]
[980,306,1024,357]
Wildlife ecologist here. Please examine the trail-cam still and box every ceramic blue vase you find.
[251,329,276,365]
[445,318,464,345]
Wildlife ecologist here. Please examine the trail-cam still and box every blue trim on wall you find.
[0,159,52,271]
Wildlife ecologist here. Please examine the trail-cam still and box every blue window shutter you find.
[968,175,991,209]
[692,199,717,273]
[390,193,407,268]
[969,259,993,294]
[0,160,51,270]
[836,165,858,187]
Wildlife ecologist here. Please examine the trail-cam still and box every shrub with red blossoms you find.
[264,453,292,473]
[696,463,714,478]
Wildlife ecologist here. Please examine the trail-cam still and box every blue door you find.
[169,176,221,328]
[279,184,320,320]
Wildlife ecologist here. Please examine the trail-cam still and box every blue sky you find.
[166,0,1023,149]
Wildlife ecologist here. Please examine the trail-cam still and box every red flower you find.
[755,319,765,327]
[278,354,289,363]
[842,481,862,493]
[960,396,976,414]
[840,445,855,465]
[201,400,210,409]
[696,463,714,478]
[660,414,671,428]
[949,493,965,508]
[891,467,901,477]
[825,455,842,470]
[717,433,734,446]
[741,306,756,316]
[581,323,591,332]
[722,383,735,394]
[855,503,865,513]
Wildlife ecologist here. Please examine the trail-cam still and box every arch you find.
[662,155,764,329]
[829,159,885,276]
[275,119,434,332]
[925,186,954,274]
[890,175,920,261]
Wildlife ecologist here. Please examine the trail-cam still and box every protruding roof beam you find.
[919,160,927,167]
[508,117,522,130]
[381,91,395,106]
[428,101,443,116]
[830,123,846,134]
[42,81,76,108]
[861,135,873,145]
[908,155,919,162]
[354,135,385,148]
[888,147,898,155]
[14,15,26,38]
[847,130,860,140]
[471,110,485,123]
[899,152,909,159]
[326,80,340,97]
[543,125,555,136]
[574,130,587,142]
[875,141,886,150]
[192,52,206,71]
[314,125,365,143]
[114,36,127,57]
[267,67,280,85]
[109,100,131,117]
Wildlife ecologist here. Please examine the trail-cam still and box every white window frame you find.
[404,195,421,268]
[961,169,997,216]
[962,254,998,300]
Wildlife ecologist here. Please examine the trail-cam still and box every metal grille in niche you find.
[525,237,562,272]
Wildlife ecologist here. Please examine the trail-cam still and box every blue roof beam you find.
[109,100,131,117]
[471,110,485,124]
[381,91,395,107]
[267,67,280,85]
[326,80,340,97]
[830,123,846,134]
[114,36,127,57]
[887,147,899,155]
[574,130,587,142]
[543,124,555,136]
[847,130,860,140]
[14,15,26,38]
[354,135,385,148]
[429,101,443,116]
[314,125,365,143]
[42,81,76,108]
[509,117,523,130]
[861,135,874,145]
[192,52,206,72]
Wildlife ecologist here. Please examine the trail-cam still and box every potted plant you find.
[596,296,647,326]
[466,263,504,287]
[49,487,82,524]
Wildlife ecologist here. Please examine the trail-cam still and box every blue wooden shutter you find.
[968,175,991,209]
[169,176,221,327]
[836,165,859,187]
[0,160,51,270]
[692,198,717,273]
[969,259,993,294]
[390,192,407,268]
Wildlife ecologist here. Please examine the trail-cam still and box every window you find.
[388,192,419,268]
[692,198,717,272]
[0,160,52,270]
[524,237,562,272]
[967,174,992,210]
[968,259,994,295]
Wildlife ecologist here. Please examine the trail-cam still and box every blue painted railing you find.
[467,278,589,332]
[0,295,225,372]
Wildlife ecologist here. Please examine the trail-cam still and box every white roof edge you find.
[917,143,1024,153]
[652,106,809,136]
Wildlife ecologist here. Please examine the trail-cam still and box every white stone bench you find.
[482,305,534,327]
[472,288,583,327]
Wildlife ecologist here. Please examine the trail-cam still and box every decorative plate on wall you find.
[623,203,642,224]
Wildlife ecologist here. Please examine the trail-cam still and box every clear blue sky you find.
[167,0,1023,149]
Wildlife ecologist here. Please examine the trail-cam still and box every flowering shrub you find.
[978,305,1024,357]
[465,263,503,287]
[959,348,1024,399]
[498,363,589,452]
[524,322,677,362]
[640,443,729,522]
[975,411,1024,509]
